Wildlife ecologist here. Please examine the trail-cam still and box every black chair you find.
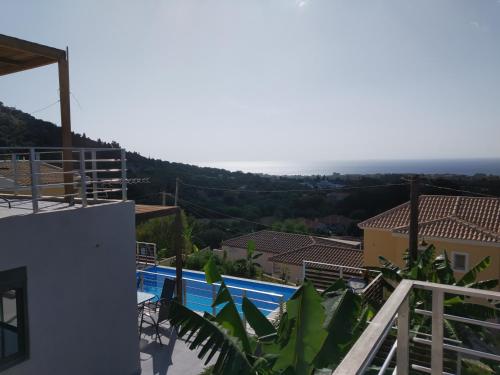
[139,278,176,344]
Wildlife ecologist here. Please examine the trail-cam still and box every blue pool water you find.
[137,266,297,316]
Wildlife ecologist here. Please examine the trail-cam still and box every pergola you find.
[0,34,73,195]
[1,34,184,300]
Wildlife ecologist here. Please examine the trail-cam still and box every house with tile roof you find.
[221,230,362,282]
[359,195,500,283]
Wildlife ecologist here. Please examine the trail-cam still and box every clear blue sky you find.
[1,0,500,164]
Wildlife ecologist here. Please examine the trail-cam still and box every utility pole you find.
[174,178,180,206]
[409,175,419,266]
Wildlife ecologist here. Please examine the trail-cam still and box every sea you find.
[196,159,500,176]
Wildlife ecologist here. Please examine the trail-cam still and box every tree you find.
[232,240,262,279]
[166,257,373,374]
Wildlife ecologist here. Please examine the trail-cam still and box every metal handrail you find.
[332,280,500,375]
[0,147,127,213]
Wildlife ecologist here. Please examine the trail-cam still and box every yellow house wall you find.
[363,228,500,285]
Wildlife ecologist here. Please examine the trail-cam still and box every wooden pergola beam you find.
[0,34,73,198]
[0,34,65,61]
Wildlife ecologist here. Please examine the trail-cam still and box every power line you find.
[30,99,60,115]
[176,196,273,229]
[179,181,408,193]
[422,183,498,198]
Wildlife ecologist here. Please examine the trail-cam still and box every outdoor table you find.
[137,291,156,305]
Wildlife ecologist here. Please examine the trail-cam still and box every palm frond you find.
[167,301,253,374]
[455,256,491,287]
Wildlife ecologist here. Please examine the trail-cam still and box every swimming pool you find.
[137,266,297,317]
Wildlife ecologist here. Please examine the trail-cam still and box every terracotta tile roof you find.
[269,244,363,268]
[221,230,359,254]
[359,195,500,243]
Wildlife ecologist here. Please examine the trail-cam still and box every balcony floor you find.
[139,323,212,375]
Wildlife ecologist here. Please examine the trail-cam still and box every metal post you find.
[161,191,166,206]
[12,154,18,196]
[242,290,247,329]
[78,149,88,207]
[174,177,179,206]
[121,149,127,201]
[302,261,306,281]
[279,295,284,318]
[431,289,444,375]
[91,150,98,201]
[339,266,344,279]
[139,274,144,291]
[409,175,419,267]
[183,279,187,306]
[396,296,410,375]
[212,284,217,315]
[29,148,39,213]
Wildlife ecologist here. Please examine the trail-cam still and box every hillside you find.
[2,101,499,250]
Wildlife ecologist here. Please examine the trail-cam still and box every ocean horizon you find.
[195,158,500,176]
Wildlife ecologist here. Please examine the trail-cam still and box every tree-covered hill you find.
[2,101,499,249]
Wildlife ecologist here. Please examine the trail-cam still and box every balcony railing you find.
[0,147,127,213]
[333,280,500,375]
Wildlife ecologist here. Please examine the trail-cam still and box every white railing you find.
[0,147,127,213]
[333,280,500,375]
[136,269,286,324]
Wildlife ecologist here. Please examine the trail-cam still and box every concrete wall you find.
[0,201,140,375]
[222,245,275,274]
[363,228,500,287]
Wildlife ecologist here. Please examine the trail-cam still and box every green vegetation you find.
[167,257,374,375]
[3,101,500,244]
[377,245,500,373]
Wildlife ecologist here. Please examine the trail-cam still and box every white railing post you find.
[120,149,127,201]
[339,266,343,279]
[396,296,409,375]
[29,148,39,213]
[12,154,18,196]
[302,261,306,281]
[212,284,217,315]
[79,149,88,207]
[431,289,444,375]
[91,150,98,201]
[279,295,284,318]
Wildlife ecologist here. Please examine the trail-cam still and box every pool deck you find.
[139,321,213,375]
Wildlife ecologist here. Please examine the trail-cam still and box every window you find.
[0,267,28,370]
[452,252,468,272]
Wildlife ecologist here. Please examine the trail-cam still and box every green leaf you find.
[433,251,455,285]
[273,280,328,375]
[242,297,277,338]
[247,240,256,257]
[314,290,364,369]
[455,256,491,287]
[215,300,252,354]
[465,279,499,290]
[320,278,347,297]
[166,300,253,374]
[204,256,222,284]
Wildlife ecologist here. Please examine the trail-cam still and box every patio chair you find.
[139,278,176,345]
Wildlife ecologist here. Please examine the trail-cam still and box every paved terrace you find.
[139,322,213,375]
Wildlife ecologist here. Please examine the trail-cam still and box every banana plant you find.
[166,256,373,374]
[375,244,499,350]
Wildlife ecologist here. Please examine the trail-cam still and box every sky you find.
[1,0,500,165]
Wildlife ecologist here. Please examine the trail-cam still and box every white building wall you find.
[0,201,139,375]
